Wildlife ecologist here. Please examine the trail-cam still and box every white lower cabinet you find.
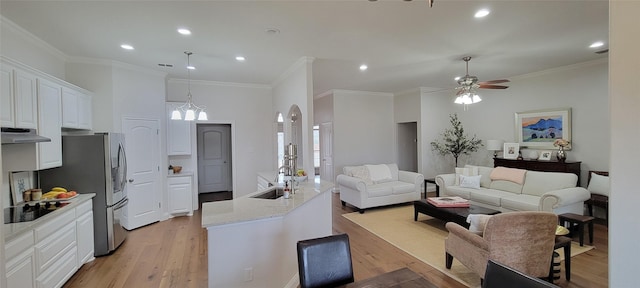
[168,175,193,216]
[5,232,36,288]
[4,199,95,288]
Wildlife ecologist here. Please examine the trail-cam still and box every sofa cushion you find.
[469,189,516,207]
[489,180,523,194]
[386,163,400,181]
[521,171,577,197]
[455,167,478,185]
[444,186,473,199]
[500,194,540,211]
[366,182,396,198]
[391,181,416,195]
[348,166,374,185]
[490,167,526,185]
[460,175,481,189]
[587,172,610,196]
[466,165,493,188]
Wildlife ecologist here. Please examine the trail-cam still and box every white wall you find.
[422,60,609,186]
[394,89,422,172]
[421,87,456,178]
[273,57,315,177]
[0,16,66,79]
[167,79,273,198]
[333,89,395,178]
[609,1,639,286]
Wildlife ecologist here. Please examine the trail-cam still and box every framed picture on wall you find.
[538,150,553,161]
[503,143,520,159]
[515,108,571,149]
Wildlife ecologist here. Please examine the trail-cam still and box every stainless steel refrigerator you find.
[40,133,128,256]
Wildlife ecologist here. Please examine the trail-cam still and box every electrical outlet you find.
[243,267,253,281]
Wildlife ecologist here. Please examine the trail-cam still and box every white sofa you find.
[336,163,424,213]
[435,165,590,215]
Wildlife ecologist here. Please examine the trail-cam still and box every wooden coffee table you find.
[413,199,501,228]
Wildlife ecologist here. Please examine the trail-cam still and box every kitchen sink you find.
[251,187,285,199]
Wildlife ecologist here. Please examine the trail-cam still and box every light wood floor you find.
[64,192,608,287]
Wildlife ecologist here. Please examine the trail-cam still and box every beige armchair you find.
[445,211,558,280]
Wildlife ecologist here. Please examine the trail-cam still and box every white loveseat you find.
[337,163,424,213]
[435,165,590,215]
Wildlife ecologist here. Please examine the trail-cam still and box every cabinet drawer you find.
[75,200,92,216]
[34,221,76,275]
[35,248,77,288]
[5,231,35,260]
[34,209,75,242]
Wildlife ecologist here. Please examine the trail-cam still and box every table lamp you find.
[486,140,504,157]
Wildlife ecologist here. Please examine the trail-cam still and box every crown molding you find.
[512,57,608,81]
[271,56,315,88]
[67,56,168,78]
[168,78,272,90]
[1,16,68,62]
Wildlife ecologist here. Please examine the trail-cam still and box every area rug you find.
[343,205,594,288]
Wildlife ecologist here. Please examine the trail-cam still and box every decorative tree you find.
[431,114,483,167]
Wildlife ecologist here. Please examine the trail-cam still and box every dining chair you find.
[297,233,354,288]
[483,260,560,288]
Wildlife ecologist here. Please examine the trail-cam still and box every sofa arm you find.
[336,174,367,192]
[539,187,591,211]
[445,222,489,251]
[398,170,424,187]
[436,173,456,188]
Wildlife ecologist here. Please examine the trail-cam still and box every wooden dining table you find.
[343,267,438,288]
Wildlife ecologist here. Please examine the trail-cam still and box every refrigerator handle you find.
[119,143,128,192]
[113,197,129,210]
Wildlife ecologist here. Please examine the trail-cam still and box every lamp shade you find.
[486,140,504,151]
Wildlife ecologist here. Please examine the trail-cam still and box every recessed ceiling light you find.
[265,28,280,35]
[359,64,368,71]
[120,44,134,50]
[177,28,192,35]
[475,9,490,18]
[590,41,604,48]
[236,56,246,62]
[187,65,195,70]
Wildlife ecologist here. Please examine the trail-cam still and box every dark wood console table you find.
[494,158,581,185]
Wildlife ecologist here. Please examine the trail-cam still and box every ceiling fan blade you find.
[478,79,510,84]
[479,84,509,89]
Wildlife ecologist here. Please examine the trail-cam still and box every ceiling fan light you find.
[472,94,482,103]
[454,96,464,104]
[461,94,473,104]
[171,110,182,120]
[197,111,208,121]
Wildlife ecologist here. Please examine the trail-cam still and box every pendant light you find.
[171,51,208,121]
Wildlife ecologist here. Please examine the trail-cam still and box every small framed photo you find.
[503,143,520,159]
[538,150,553,161]
[10,171,32,205]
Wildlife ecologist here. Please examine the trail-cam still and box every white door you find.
[197,124,231,193]
[320,122,334,183]
[122,118,161,230]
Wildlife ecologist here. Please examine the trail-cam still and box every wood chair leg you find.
[445,253,453,269]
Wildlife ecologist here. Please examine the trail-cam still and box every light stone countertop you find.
[201,172,334,228]
[3,193,95,241]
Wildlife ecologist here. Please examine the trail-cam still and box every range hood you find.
[1,128,51,144]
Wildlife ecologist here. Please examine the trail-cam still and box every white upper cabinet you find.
[1,63,38,129]
[166,102,192,155]
[62,86,92,130]
[36,78,63,169]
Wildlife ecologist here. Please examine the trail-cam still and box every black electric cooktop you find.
[4,202,69,224]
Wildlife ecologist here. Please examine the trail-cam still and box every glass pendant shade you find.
[197,111,208,121]
[472,94,482,103]
[184,109,196,121]
[171,110,182,120]
[171,51,208,121]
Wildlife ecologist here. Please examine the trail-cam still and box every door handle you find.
[128,179,134,183]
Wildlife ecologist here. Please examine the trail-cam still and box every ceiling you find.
[0,1,608,96]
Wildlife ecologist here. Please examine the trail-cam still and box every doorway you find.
[397,122,418,172]
[196,124,232,194]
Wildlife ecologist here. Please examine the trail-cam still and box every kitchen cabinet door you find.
[76,201,94,267]
[37,78,63,169]
[6,249,36,288]
[1,63,15,127]
[168,175,193,216]
[61,87,79,128]
[14,69,38,129]
[166,102,192,155]
[77,92,92,130]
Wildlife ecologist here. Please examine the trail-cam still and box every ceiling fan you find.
[455,57,509,105]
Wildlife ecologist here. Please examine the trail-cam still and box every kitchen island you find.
[201,173,333,288]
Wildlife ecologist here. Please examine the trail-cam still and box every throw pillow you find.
[459,175,481,189]
[490,166,526,185]
[588,172,610,196]
[466,214,493,235]
[455,167,478,186]
[350,166,373,185]
[365,164,392,183]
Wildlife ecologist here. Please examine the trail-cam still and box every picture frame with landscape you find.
[503,143,520,159]
[538,150,553,161]
[515,108,571,150]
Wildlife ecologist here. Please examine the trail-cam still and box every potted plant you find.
[431,114,483,167]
